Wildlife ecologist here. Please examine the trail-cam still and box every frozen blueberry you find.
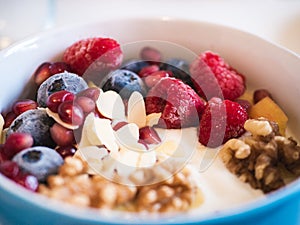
[121,59,149,74]
[101,69,146,99]
[161,58,193,88]
[37,71,88,107]
[7,109,56,147]
[12,146,63,182]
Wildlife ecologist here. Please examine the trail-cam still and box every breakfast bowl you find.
[0,17,300,225]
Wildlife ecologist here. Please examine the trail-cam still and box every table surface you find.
[0,0,300,55]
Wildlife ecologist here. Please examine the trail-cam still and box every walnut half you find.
[220,118,300,193]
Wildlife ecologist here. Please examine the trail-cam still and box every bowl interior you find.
[0,17,300,224]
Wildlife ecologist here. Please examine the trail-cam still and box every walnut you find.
[135,168,203,212]
[39,157,137,209]
[39,157,202,212]
[221,118,300,193]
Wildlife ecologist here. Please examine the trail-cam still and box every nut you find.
[39,157,202,212]
[221,118,300,193]
[244,119,273,136]
[135,169,203,212]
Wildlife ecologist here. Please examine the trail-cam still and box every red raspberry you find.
[199,98,248,147]
[190,51,245,101]
[63,37,123,76]
[146,77,206,128]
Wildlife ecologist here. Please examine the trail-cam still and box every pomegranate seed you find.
[0,145,9,163]
[33,62,52,86]
[77,87,100,102]
[14,172,39,192]
[253,89,273,104]
[4,133,34,159]
[49,62,71,75]
[56,145,77,159]
[94,107,111,120]
[50,123,75,147]
[46,90,75,113]
[138,65,159,78]
[139,126,161,145]
[144,70,170,87]
[112,121,128,131]
[75,96,96,114]
[138,139,149,150]
[3,132,33,159]
[140,47,162,63]
[3,111,17,128]
[0,161,20,179]
[33,62,72,86]
[235,99,252,113]
[12,99,38,115]
[58,101,84,126]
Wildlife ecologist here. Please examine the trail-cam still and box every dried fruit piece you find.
[249,97,288,135]
[253,89,273,104]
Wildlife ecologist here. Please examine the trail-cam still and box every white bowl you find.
[0,17,300,225]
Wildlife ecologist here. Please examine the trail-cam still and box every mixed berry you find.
[0,36,299,211]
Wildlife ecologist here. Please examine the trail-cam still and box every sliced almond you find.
[146,113,162,127]
[0,114,5,144]
[79,113,98,148]
[127,91,146,128]
[46,108,79,130]
[96,90,126,120]
[94,117,119,153]
[114,123,147,151]
[76,146,109,175]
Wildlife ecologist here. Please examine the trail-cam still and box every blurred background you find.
[0,0,300,54]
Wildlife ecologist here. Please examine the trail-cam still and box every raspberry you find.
[63,37,123,77]
[190,51,245,101]
[199,98,248,147]
[146,77,206,128]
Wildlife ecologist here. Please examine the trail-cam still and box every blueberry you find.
[12,146,63,182]
[101,69,146,99]
[161,58,194,88]
[121,59,149,74]
[37,71,88,107]
[7,109,56,147]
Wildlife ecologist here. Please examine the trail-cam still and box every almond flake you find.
[146,113,162,127]
[0,114,4,144]
[114,123,147,151]
[93,117,119,153]
[96,90,126,120]
[46,108,79,130]
[127,91,146,128]
[77,146,109,175]
[79,113,98,148]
